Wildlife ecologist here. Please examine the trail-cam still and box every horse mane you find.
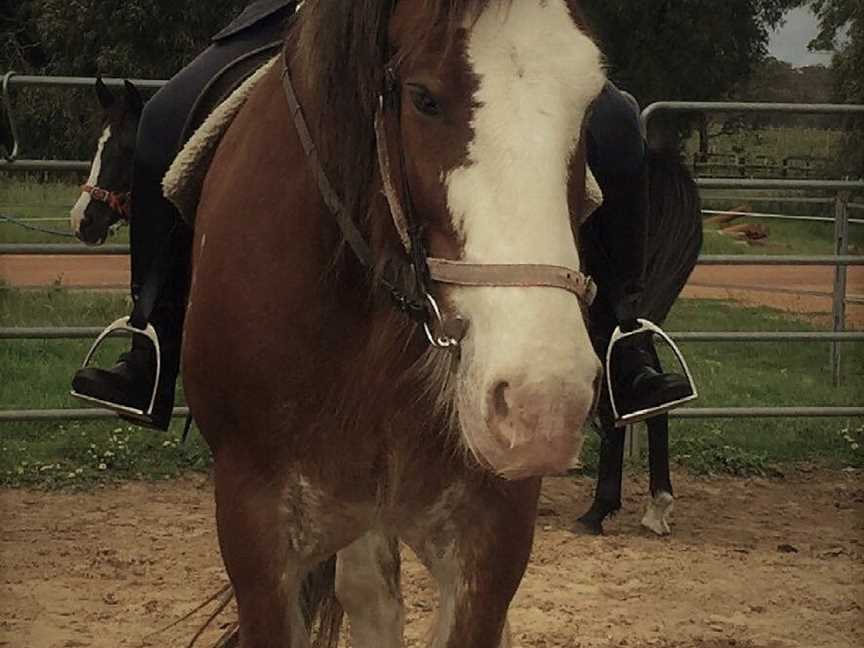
[293,0,492,236]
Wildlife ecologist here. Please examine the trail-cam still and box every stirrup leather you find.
[605,318,697,427]
[70,316,162,420]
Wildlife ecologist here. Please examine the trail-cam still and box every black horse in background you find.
[578,147,703,536]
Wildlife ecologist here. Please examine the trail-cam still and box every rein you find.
[280,55,597,350]
[81,184,131,221]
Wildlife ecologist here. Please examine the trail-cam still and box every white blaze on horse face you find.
[70,125,111,237]
[445,0,605,479]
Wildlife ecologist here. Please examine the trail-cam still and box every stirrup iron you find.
[70,316,162,420]
[605,318,697,427]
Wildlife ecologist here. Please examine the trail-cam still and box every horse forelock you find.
[292,1,498,256]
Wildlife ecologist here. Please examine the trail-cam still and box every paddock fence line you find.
[3,407,864,424]
[643,102,863,390]
[1,97,863,423]
[2,72,166,167]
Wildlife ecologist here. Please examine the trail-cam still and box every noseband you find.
[81,184,131,221]
[281,55,596,350]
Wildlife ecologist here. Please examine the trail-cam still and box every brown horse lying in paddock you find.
[183,1,615,646]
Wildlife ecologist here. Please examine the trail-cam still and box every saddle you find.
[163,46,282,222]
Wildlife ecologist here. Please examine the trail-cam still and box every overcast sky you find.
[768,6,834,67]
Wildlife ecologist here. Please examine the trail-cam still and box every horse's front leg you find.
[403,478,541,648]
[335,530,404,648]
[213,458,354,648]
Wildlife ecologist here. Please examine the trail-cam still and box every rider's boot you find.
[607,319,693,422]
[71,297,183,431]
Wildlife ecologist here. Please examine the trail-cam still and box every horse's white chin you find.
[456,373,595,480]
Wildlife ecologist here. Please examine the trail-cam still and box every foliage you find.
[809,0,863,102]
[738,58,835,104]
[2,0,249,77]
[581,0,803,105]
[807,0,864,178]
[1,0,249,160]
[581,0,806,148]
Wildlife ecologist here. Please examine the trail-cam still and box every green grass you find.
[0,177,130,245]
[684,126,852,162]
[1,287,862,488]
[576,298,864,477]
[0,286,203,488]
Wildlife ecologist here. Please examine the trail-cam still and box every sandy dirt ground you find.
[1,471,861,648]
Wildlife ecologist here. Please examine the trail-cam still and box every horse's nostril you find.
[492,381,510,419]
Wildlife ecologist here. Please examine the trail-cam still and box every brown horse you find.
[183,1,605,645]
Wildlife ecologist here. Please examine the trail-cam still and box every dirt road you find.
[2,255,862,326]
[0,255,129,289]
[1,471,861,648]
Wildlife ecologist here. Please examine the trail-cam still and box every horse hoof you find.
[574,513,604,535]
[641,491,674,536]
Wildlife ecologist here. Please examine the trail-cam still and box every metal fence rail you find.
[2,245,863,264]
[1,97,862,424]
[4,327,864,342]
[702,209,864,226]
[2,72,166,166]
[0,244,130,254]
[2,406,862,423]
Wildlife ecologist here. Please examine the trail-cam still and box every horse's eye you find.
[408,85,441,117]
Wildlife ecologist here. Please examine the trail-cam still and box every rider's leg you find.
[582,178,691,415]
[584,83,691,421]
[71,14,289,430]
[70,149,192,430]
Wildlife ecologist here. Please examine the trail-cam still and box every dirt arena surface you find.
[1,470,861,648]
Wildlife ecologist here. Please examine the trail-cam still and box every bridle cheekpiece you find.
[281,54,597,351]
[82,184,131,221]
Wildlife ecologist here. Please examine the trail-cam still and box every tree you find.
[2,0,249,77]
[808,0,863,102]
[581,0,805,148]
[581,0,804,105]
[808,0,863,177]
[1,0,249,160]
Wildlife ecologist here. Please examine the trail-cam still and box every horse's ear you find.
[95,76,114,110]
[124,80,144,116]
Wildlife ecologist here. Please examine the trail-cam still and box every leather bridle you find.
[81,184,131,222]
[281,55,597,350]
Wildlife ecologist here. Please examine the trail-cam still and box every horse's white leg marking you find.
[335,531,403,648]
[418,539,460,648]
[641,490,674,536]
[70,125,111,235]
[412,541,512,648]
